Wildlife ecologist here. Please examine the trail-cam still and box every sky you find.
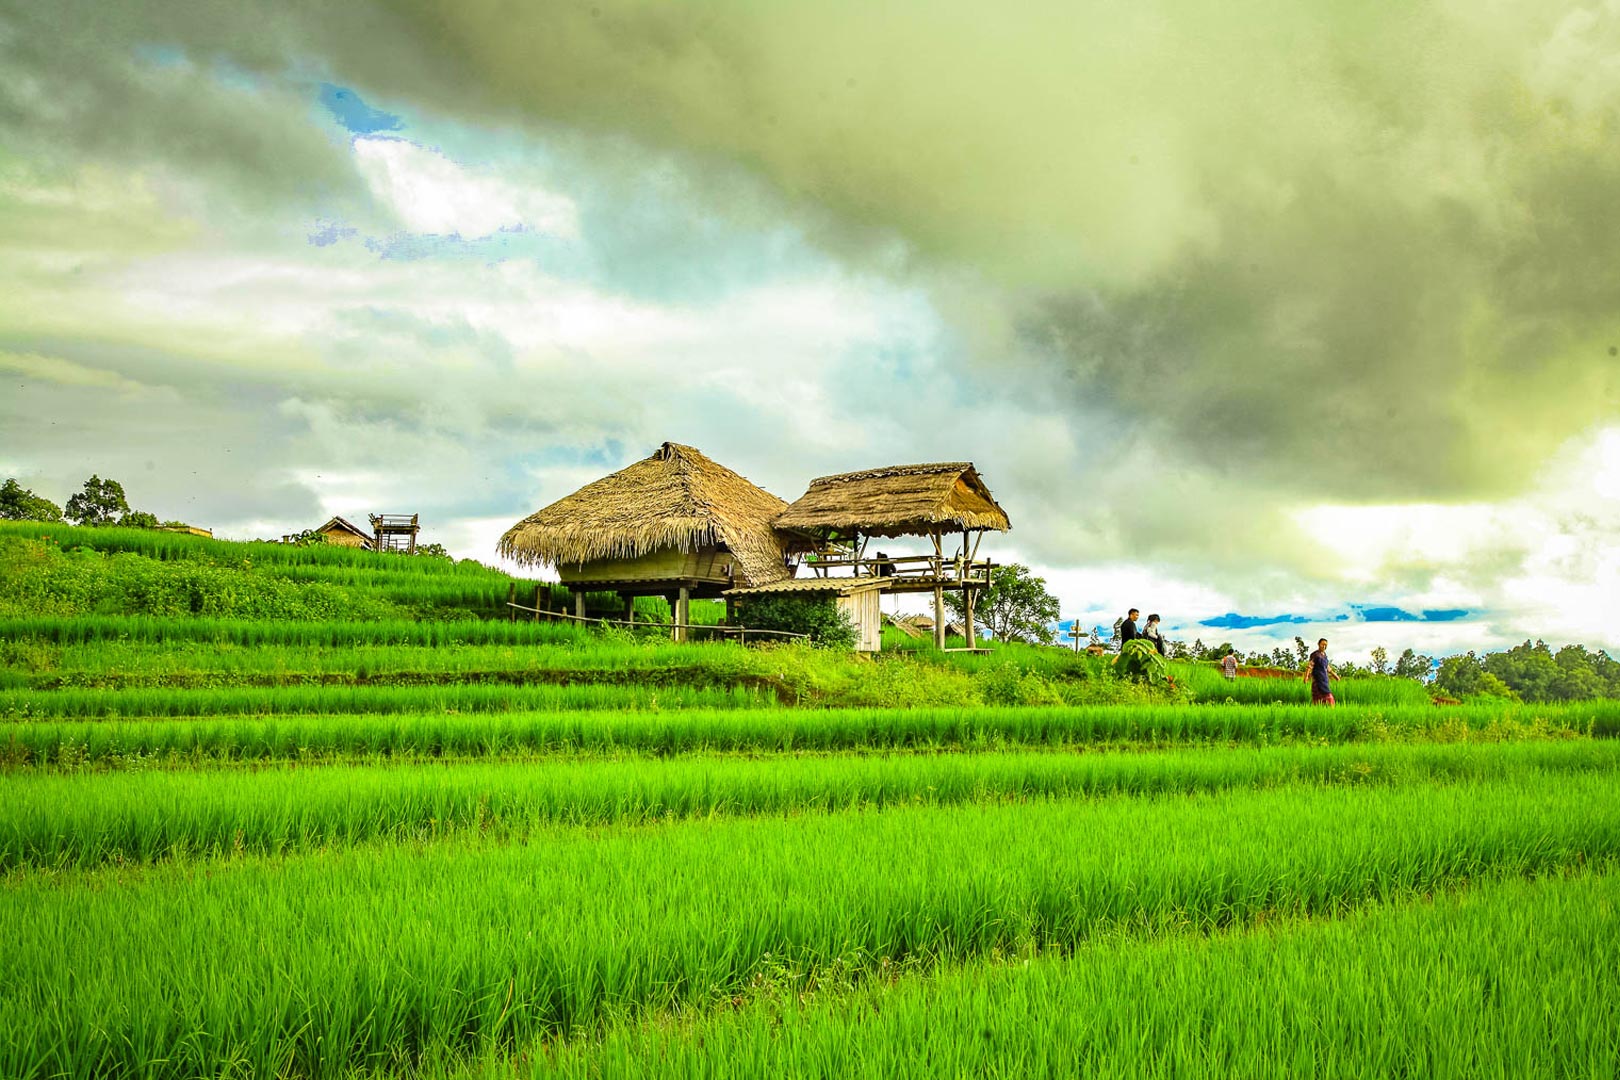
[1,0,1616,662]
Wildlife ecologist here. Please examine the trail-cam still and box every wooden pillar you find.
[507,582,516,622]
[964,585,975,650]
[622,594,635,624]
[675,586,690,643]
[933,583,946,651]
[534,583,546,621]
[573,589,586,621]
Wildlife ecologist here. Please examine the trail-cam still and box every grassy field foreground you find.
[1,525,1616,1077]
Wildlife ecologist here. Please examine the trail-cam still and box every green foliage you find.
[63,474,131,526]
[413,542,452,560]
[945,563,1061,644]
[735,595,858,648]
[117,509,160,528]
[3,741,1615,871]
[2,775,1616,1078]
[1116,638,1168,682]
[0,478,63,522]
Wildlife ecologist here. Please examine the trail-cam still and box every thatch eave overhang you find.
[774,461,1011,539]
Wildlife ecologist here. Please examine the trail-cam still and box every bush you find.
[1115,639,1169,683]
[735,596,858,649]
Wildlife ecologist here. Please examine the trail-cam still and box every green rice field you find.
[2,527,1617,1076]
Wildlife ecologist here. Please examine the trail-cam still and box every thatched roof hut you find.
[498,442,793,589]
[775,462,1010,538]
[313,515,373,549]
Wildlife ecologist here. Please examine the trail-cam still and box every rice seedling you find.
[528,870,1620,1080]
[0,680,777,719]
[3,774,1616,1078]
[4,741,1616,870]
[5,700,1609,768]
[1171,660,1433,707]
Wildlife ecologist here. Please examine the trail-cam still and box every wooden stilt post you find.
[507,582,516,622]
[962,529,974,648]
[534,583,546,621]
[675,586,690,643]
[932,530,947,650]
[573,589,586,621]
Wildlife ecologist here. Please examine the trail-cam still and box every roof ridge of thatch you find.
[775,459,1010,538]
[498,441,792,586]
[815,462,974,484]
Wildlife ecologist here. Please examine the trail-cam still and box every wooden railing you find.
[803,553,993,587]
[505,602,809,643]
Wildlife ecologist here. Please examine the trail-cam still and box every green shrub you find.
[1116,639,1169,683]
[735,596,858,648]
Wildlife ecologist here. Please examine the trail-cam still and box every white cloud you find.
[352,136,579,240]
[0,349,148,393]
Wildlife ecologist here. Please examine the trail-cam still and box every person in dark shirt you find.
[1306,637,1339,706]
[1118,608,1140,646]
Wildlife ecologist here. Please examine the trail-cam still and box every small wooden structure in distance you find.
[310,515,374,550]
[497,442,797,640]
[774,462,1011,651]
[370,514,420,555]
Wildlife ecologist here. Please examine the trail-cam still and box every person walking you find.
[1306,637,1339,706]
[1143,614,1166,657]
[1221,649,1238,680]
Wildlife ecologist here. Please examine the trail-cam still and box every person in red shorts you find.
[1306,637,1340,705]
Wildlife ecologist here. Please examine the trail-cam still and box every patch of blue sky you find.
[1354,605,1420,622]
[319,83,403,135]
[1201,612,1310,630]
[1421,608,1471,622]
[307,221,358,248]
[360,227,569,264]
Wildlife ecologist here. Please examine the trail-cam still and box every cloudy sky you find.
[2,1,1617,660]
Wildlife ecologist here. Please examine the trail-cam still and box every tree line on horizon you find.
[0,475,173,529]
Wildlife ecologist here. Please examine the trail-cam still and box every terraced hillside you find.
[2,524,1616,1077]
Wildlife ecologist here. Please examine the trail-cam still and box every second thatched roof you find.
[775,462,1011,538]
[498,442,793,587]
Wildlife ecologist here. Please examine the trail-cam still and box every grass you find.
[1171,660,1434,707]
[8,740,1617,870]
[524,870,1620,1080]
[6,700,1608,768]
[4,524,1617,1078]
[0,680,779,719]
[5,774,1617,1078]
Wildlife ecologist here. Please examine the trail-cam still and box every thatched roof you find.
[775,462,1011,538]
[316,516,372,542]
[498,442,793,587]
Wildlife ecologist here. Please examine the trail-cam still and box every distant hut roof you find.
[316,516,372,542]
[775,462,1010,538]
[498,442,793,587]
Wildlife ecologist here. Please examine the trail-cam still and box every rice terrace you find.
[5,3,1620,1078]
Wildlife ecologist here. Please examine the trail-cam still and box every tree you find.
[1393,648,1433,681]
[119,510,160,528]
[944,563,1061,645]
[1369,646,1389,676]
[412,542,452,560]
[1293,637,1311,667]
[64,475,130,526]
[0,478,63,522]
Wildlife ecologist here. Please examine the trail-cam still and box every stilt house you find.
[497,442,796,638]
[770,462,1011,651]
